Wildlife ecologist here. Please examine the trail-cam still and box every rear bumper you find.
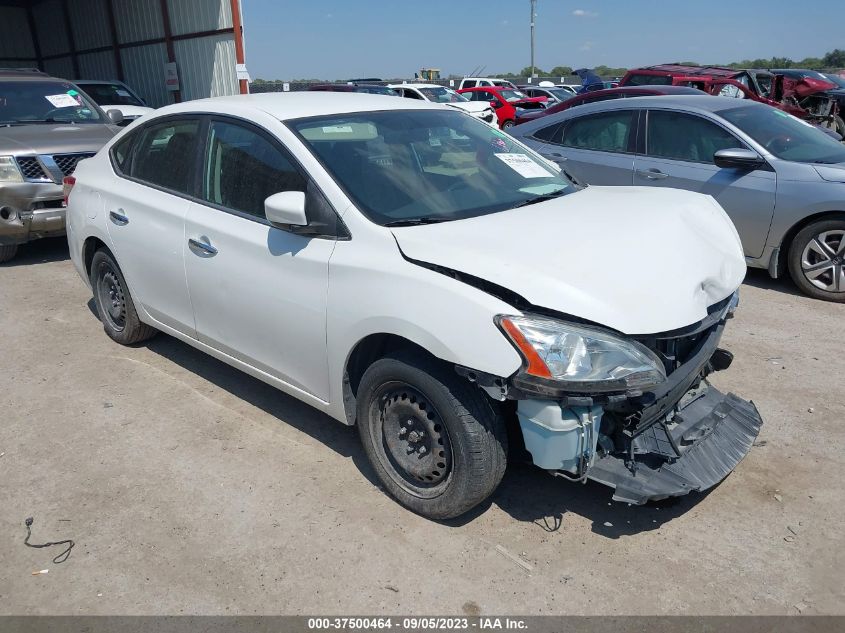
[587,387,762,504]
[0,182,65,246]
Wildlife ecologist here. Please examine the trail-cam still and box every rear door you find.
[634,109,776,258]
[526,109,637,185]
[104,116,200,335]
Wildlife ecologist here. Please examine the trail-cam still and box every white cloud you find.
[572,9,598,18]
[579,41,594,51]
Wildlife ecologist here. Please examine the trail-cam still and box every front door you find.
[634,109,776,258]
[183,118,337,399]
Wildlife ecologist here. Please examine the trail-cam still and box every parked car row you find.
[64,92,762,520]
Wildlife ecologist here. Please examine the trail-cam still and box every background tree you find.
[549,65,573,77]
[822,49,845,68]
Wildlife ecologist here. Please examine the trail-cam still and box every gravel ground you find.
[1,237,843,616]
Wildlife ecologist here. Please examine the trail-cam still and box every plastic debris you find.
[31,569,49,575]
[495,545,533,572]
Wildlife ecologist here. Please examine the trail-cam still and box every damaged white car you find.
[66,94,762,519]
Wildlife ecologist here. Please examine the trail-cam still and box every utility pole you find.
[529,0,537,78]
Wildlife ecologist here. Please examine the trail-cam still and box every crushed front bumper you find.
[586,386,762,504]
[0,182,65,246]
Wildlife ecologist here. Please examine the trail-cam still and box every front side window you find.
[647,110,743,163]
[129,119,200,194]
[203,120,306,219]
[290,109,573,226]
[0,80,104,124]
[559,110,635,153]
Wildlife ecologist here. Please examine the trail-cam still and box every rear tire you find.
[501,119,515,130]
[356,351,508,520]
[90,248,157,344]
[0,244,18,263]
[787,215,845,302]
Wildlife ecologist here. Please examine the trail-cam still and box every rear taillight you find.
[62,175,76,207]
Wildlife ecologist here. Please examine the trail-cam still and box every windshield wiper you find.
[383,217,453,227]
[512,190,568,209]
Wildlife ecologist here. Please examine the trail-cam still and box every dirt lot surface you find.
[1,237,843,616]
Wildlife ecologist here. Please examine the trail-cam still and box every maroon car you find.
[513,85,704,125]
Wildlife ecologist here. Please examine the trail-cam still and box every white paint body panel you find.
[66,93,745,426]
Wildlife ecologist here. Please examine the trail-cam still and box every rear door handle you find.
[188,238,218,256]
[636,168,669,180]
[109,209,129,225]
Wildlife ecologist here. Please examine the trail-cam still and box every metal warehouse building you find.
[0,0,247,107]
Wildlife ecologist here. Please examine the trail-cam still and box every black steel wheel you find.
[356,351,507,520]
[90,248,157,344]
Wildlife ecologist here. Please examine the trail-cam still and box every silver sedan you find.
[512,96,845,302]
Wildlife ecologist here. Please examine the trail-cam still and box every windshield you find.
[0,80,104,124]
[76,82,144,107]
[547,88,573,101]
[499,89,527,102]
[290,109,573,226]
[355,85,399,96]
[720,105,845,164]
[419,87,468,103]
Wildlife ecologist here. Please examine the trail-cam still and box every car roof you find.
[156,92,444,121]
[388,83,445,89]
[630,64,738,77]
[0,69,62,81]
[75,79,125,85]
[563,94,758,116]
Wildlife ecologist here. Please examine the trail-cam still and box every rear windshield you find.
[720,105,845,164]
[624,74,672,86]
[77,82,144,107]
[0,80,104,124]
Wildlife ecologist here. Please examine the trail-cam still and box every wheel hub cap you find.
[801,229,845,292]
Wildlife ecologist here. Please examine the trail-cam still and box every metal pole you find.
[530,0,537,79]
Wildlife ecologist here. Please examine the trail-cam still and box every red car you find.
[513,85,704,125]
[457,86,547,129]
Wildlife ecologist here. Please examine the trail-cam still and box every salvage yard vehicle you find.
[74,80,154,125]
[66,93,761,519]
[0,68,121,263]
[388,83,497,125]
[512,96,845,302]
[457,86,547,129]
[458,77,517,90]
[621,64,845,138]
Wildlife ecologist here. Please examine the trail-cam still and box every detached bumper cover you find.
[587,387,762,505]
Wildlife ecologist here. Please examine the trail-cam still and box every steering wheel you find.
[43,106,78,119]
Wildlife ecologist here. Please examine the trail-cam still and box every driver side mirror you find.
[106,109,124,125]
[714,148,764,170]
[265,191,307,228]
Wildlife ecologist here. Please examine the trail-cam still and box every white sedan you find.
[66,93,760,519]
[389,83,497,125]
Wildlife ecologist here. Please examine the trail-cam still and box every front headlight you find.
[497,315,666,394]
[0,156,24,183]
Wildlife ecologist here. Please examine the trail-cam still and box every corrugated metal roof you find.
[168,0,232,37]
[34,0,70,58]
[78,50,118,80]
[0,7,36,58]
[43,56,75,80]
[113,0,164,44]
[69,0,111,50]
[121,42,171,107]
[174,33,238,101]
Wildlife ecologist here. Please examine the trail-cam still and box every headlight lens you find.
[0,156,24,183]
[498,315,666,393]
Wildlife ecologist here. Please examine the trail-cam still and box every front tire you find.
[90,248,157,344]
[0,244,18,263]
[501,120,515,130]
[356,352,507,520]
[787,215,845,302]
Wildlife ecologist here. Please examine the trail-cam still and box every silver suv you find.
[0,69,120,263]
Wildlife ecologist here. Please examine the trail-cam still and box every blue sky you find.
[241,0,843,80]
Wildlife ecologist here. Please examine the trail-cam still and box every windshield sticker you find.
[45,93,80,108]
[495,153,550,178]
[115,89,131,97]
[321,125,354,134]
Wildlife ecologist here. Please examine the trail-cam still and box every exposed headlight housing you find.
[497,315,666,395]
[0,156,24,183]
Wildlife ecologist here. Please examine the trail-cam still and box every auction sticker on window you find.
[45,94,79,108]
[495,153,550,178]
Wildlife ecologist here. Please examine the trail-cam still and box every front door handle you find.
[188,238,218,257]
[109,209,129,225]
[636,168,669,180]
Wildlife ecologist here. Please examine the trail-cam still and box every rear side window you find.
[202,120,306,220]
[129,119,200,195]
[559,110,636,153]
[532,122,563,143]
[110,134,134,174]
[463,80,477,88]
[646,110,743,163]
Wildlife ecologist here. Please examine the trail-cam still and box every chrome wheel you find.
[370,382,453,497]
[801,229,845,292]
[97,267,126,332]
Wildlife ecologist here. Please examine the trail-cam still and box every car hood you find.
[447,101,492,115]
[0,123,117,155]
[391,186,746,335]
